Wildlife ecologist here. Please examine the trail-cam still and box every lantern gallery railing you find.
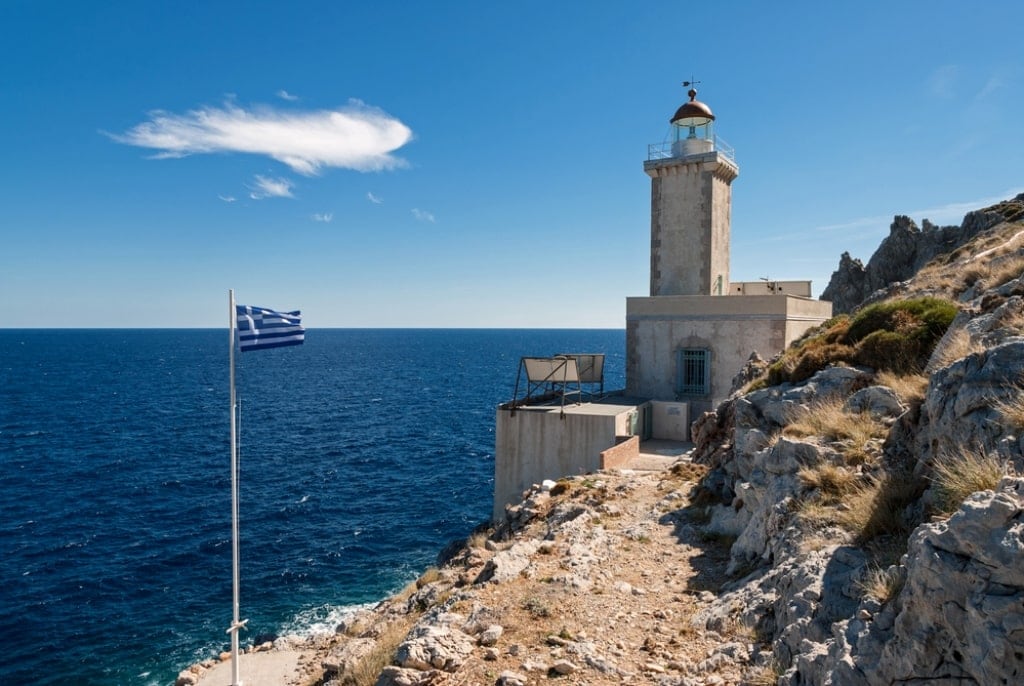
[647,135,735,163]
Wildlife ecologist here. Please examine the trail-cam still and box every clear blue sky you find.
[2,1,1021,328]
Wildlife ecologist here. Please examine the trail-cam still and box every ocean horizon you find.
[0,328,625,685]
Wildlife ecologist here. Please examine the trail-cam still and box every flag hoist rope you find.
[228,289,247,686]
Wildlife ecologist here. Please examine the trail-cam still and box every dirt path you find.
[183,462,764,685]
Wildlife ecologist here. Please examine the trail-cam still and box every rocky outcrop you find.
[687,202,1024,685]
[821,193,1024,313]
[815,478,1024,685]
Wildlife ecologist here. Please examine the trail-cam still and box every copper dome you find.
[670,88,715,127]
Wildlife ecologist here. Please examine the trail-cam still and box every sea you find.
[0,328,625,685]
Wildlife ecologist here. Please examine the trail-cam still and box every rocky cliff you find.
[688,193,1024,684]
[179,194,1024,686]
[821,193,1024,314]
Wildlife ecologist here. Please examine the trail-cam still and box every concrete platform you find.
[196,651,304,686]
[620,439,694,471]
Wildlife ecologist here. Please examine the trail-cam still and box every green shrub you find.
[846,297,957,347]
[755,297,957,388]
[855,330,920,373]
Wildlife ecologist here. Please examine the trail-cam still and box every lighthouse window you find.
[676,348,710,396]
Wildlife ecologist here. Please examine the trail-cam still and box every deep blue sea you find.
[0,329,624,685]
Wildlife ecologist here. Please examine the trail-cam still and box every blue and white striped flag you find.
[236,305,305,352]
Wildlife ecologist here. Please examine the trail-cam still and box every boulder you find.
[395,625,475,672]
[323,637,378,675]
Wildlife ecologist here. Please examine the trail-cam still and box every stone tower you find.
[644,87,739,296]
[627,86,831,413]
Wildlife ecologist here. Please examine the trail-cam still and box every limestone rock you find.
[395,625,475,672]
[475,539,541,584]
[323,637,378,675]
[495,671,529,686]
[844,385,906,420]
[552,658,578,674]
[729,351,768,396]
[478,624,503,646]
[875,478,1024,684]
[374,666,443,686]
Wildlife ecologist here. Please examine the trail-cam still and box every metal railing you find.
[647,135,735,163]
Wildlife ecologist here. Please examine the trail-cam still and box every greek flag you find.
[236,305,305,352]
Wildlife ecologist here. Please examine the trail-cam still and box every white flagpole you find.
[228,289,246,685]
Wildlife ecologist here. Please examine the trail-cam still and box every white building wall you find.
[625,294,832,413]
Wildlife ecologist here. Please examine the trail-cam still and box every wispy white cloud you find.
[311,212,333,223]
[908,187,1024,225]
[277,89,299,102]
[800,188,1024,240]
[218,194,236,203]
[976,74,1007,100]
[745,188,1024,249]
[110,99,413,175]
[411,208,436,223]
[367,191,383,204]
[248,175,294,200]
[927,64,959,99]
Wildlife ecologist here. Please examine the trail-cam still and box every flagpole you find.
[228,289,246,685]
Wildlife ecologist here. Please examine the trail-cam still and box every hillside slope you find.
[179,193,1024,685]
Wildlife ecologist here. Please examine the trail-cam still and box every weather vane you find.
[682,77,701,89]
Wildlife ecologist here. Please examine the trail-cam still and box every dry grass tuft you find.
[347,617,416,686]
[836,471,923,544]
[671,461,710,483]
[742,660,785,686]
[930,448,1007,516]
[783,396,888,466]
[930,328,984,370]
[857,565,905,605]
[415,567,441,589]
[798,463,857,504]
[874,370,929,406]
[467,530,489,550]
[994,394,1024,431]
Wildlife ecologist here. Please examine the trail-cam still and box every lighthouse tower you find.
[627,85,831,415]
[646,86,739,297]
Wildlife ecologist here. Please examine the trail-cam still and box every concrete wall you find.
[645,151,738,297]
[625,294,833,411]
[650,400,690,441]
[493,407,622,520]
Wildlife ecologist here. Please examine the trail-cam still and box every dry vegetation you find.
[856,565,905,605]
[784,395,889,466]
[345,618,419,686]
[798,463,857,504]
[753,297,958,389]
[929,328,985,370]
[929,448,1007,517]
[994,395,1024,432]
[874,370,928,406]
[837,472,924,544]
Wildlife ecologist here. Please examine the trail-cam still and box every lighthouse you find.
[647,86,739,297]
[492,83,834,520]
[626,84,832,415]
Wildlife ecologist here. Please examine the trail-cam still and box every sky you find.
[1,1,1022,328]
